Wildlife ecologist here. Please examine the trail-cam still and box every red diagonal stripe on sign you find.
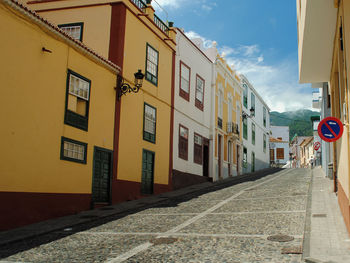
[324,122,337,137]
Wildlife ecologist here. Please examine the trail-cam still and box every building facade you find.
[0,0,120,230]
[172,29,213,189]
[241,75,270,173]
[270,126,290,166]
[269,138,290,166]
[28,0,176,202]
[299,137,314,168]
[311,82,333,177]
[297,0,350,232]
[212,55,243,180]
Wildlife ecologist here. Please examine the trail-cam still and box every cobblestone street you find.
[1,168,311,263]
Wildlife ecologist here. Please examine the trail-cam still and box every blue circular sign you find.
[318,117,343,142]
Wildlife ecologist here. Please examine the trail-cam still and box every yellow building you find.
[297,0,350,233]
[214,55,243,180]
[27,0,176,202]
[0,0,119,230]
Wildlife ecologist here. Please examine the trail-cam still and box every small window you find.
[243,83,248,108]
[179,61,190,101]
[263,134,267,153]
[179,125,188,160]
[195,75,204,110]
[252,123,255,145]
[145,44,159,86]
[58,22,84,41]
[218,90,223,118]
[65,69,91,131]
[251,93,255,116]
[194,133,203,164]
[60,137,87,164]
[143,103,156,143]
[243,117,248,140]
[276,148,284,159]
[243,147,247,168]
[263,107,267,127]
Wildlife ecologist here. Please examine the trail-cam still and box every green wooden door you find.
[92,147,112,203]
[251,152,255,173]
[141,150,154,195]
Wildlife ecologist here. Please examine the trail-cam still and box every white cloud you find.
[185,31,215,48]
[185,31,312,112]
[228,56,311,112]
[202,4,213,11]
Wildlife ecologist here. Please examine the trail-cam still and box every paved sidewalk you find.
[304,166,350,263]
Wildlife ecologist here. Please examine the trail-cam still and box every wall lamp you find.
[117,69,145,100]
[242,107,255,119]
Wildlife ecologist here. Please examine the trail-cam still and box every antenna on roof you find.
[153,0,168,22]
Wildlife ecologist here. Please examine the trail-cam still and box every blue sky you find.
[153,0,312,112]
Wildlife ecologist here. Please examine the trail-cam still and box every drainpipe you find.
[209,59,217,181]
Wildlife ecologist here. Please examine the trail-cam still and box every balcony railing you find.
[130,0,147,10]
[217,117,223,129]
[130,0,169,36]
[227,122,239,135]
[154,14,169,36]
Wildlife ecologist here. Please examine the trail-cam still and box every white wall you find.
[173,29,212,176]
[271,142,289,164]
[271,126,289,142]
[241,75,270,173]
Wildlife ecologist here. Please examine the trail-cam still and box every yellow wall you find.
[32,5,112,59]
[343,1,350,199]
[116,9,173,185]
[215,66,242,164]
[0,3,116,194]
[29,1,175,186]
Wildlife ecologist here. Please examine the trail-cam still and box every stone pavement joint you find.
[1,168,308,262]
[104,168,292,262]
[0,167,283,249]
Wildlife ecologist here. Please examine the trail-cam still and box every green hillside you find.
[270,109,320,141]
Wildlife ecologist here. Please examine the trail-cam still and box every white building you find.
[172,28,213,188]
[271,126,289,142]
[270,126,290,166]
[269,137,289,166]
[241,75,270,173]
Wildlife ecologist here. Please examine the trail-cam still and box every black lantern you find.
[249,107,255,117]
[117,69,145,99]
[134,69,144,88]
[242,107,255,119]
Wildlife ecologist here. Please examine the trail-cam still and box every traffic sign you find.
[317,117,343,142]
[314,141,321,151]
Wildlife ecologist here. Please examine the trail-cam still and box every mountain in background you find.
[270,109,320,141]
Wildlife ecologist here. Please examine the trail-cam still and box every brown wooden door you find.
[236,145,240,174]
[218,135,222,179]
[203,139,209,177]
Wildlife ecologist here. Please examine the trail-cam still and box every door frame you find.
[92,146,113,205]
[218,134,222,179]
[141,149,155,195]
[228,140,232,177]
[203,138,210,177]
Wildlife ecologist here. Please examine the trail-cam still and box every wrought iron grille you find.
[130,0,147,10]
[154,14,169,36]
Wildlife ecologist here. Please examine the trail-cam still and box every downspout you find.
[209,59,217,181]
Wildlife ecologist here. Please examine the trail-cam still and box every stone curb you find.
[0,167,282,247]
[304,257,337,263]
